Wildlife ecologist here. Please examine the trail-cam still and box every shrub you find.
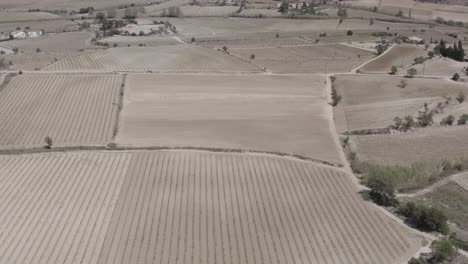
[124,7,138,19]
[456,92,465,103]
[431,239,457,262]
[44,136,53,149]
[18,70,23,75]
[107,8,117,18]
[36,48,41,53]
[222,46,228,52]
[191,37,195,42]
[376,43,389,55]
[390,65,398,75]
[330,86,341,106]
[396,10,403,17]
[407,257,427,264]
[366,175,398,206]
[346,30,353,36]
[452,72,460,81]
[407,68,417,78]
[399,79,408,88]
[440,115,455,126]
[413,56,425,64]
[458,114,468,125]
[358,161,443,191]
[250,54,255,59]
[398,202,449,234]
[12,47,19,53]
[167,6,182,17]
[337,8,348,18]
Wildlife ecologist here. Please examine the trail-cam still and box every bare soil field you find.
[333,75,468,132]
[231,44,374,73]
[350,125,468,166]
[116,74,343,164]
[0,149,424,264]
[0,11,60,23]
[238,8,284,17]
[2,0,154,11]
[98,35,182,46]
[0,74,121,148]
[359,44,428,73]
[0,20,78,34]
[0,32,96,52]
[341,97,441,131]
[42,45,260,73]
[197,36,313,49]
[157,17,214,35]
[178,6,238,17]
[334,75,468,106]
[3,50,94,71]
[410,57,468,76]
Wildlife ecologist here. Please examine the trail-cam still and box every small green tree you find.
[95,11,106,22]
[390,65,398,75]
[452,72,460,81]
[44,136,53,149]
[407,68,417,78]
[431,239,457,262]
[278,0,289,14]
[106,8,117,18]
[440,115,455,126]
[456,91,465,103]
[407,257,427,264]
[366,175,398,206]
[401,115,415,131]
[337,8,348,18]
[413,56,425,64]
[331,88,342,106]
[458,114,468,125]
[398,79,407,88]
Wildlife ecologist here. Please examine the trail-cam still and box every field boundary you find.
[0,145,344,168]
[111,74,126,141]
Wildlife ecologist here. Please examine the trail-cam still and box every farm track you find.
[0,150,423,264]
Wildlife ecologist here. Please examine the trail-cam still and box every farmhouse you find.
[408,36,423,44]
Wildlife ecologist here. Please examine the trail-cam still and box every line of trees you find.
[437,39,465,62]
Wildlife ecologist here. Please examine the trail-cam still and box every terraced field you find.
[231,44,373,73]
[42,45,260,72]
[0,150,424,264]
[351,126,468,165]
[359,44,427,73]
[0,74,121,148]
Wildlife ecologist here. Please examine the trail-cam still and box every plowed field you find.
[0,150,424,264]
[0,74,121,148]
[42,45,260,73]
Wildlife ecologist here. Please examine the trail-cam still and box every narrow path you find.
[398,171,468,198]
